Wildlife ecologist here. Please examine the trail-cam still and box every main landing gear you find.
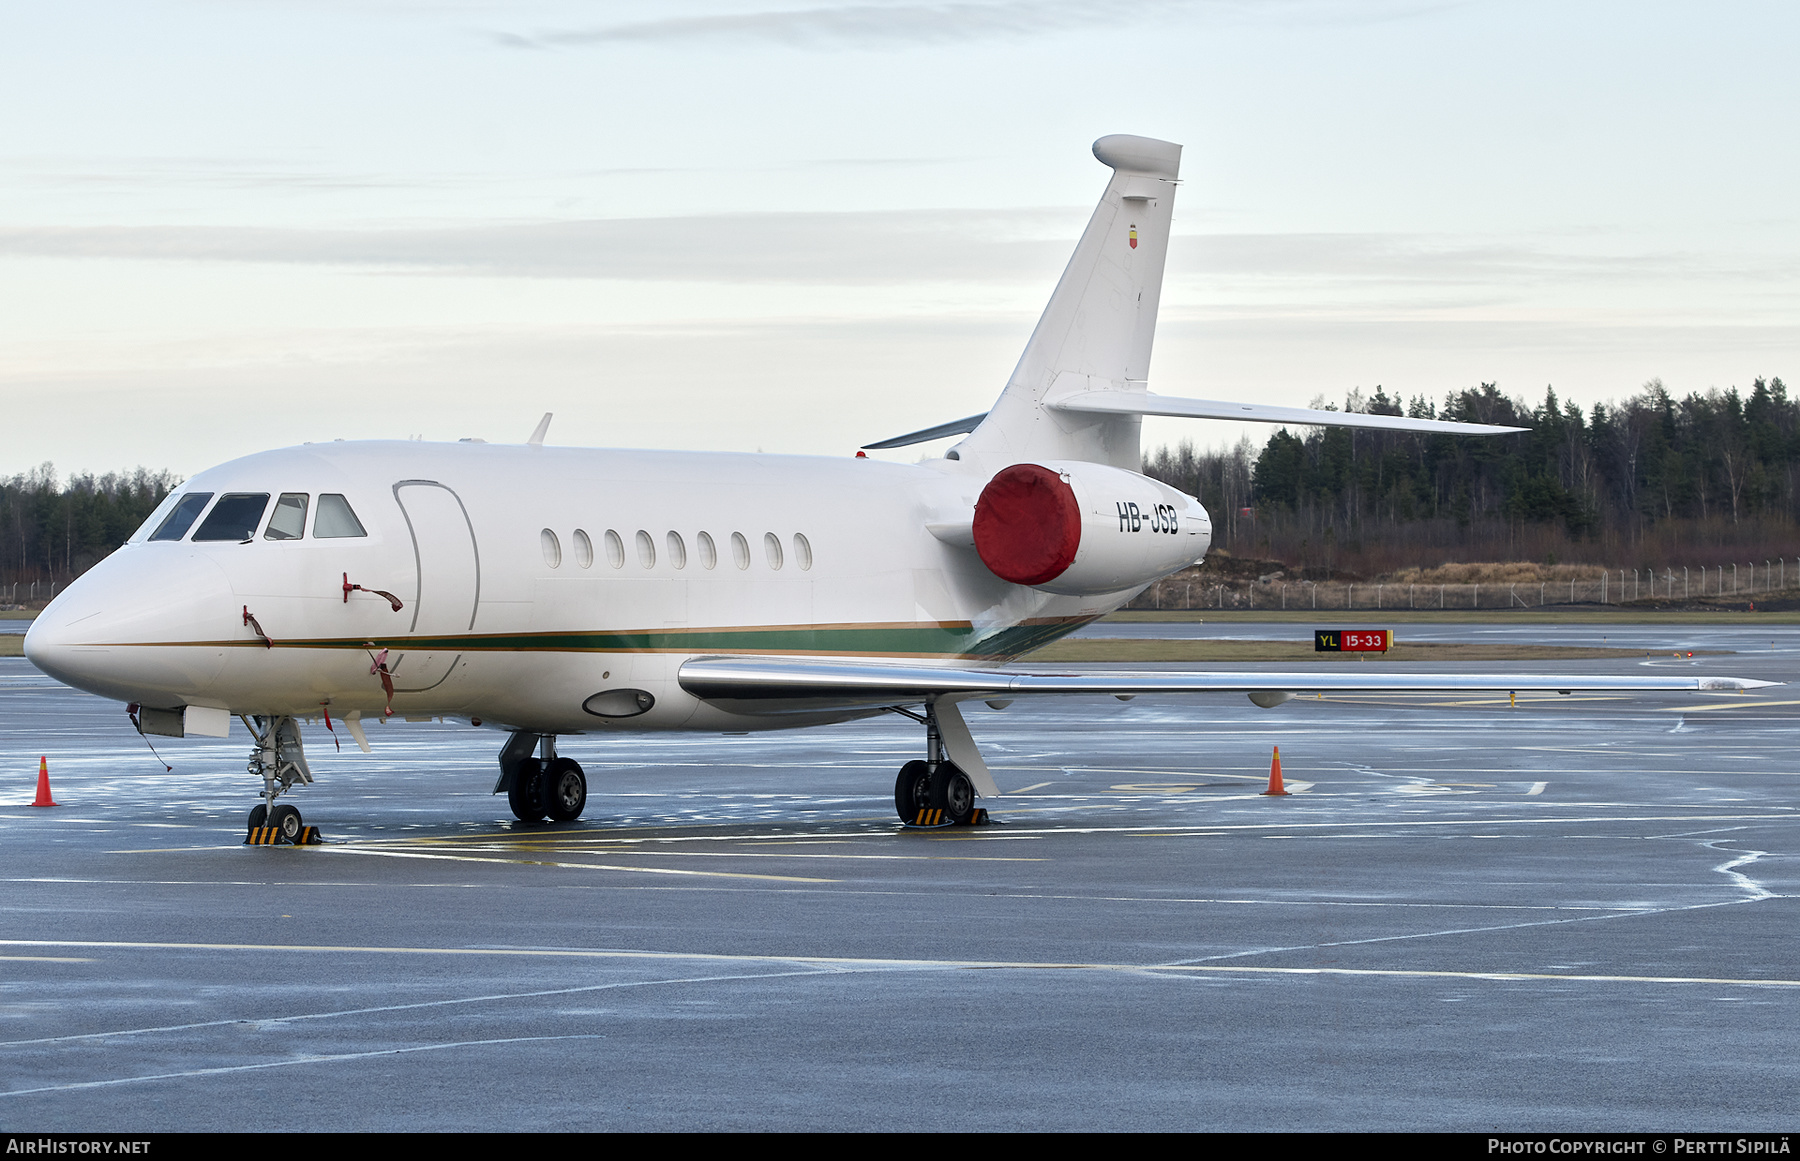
[243,715,322,845]
[495,730,587,824]
[890,701,989,828]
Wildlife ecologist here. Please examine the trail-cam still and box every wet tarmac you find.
[2,625,1797,1131]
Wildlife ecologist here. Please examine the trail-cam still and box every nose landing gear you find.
[243,715,322,845]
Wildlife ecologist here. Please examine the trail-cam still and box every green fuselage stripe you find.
[127,616,1099,662]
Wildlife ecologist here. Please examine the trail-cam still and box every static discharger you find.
[31,756,57,808]
[1315,629,1392,653]
[1262,747,1290,797]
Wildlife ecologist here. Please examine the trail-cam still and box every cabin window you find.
[793,533,813,571]
[730,532,750,570]
[541,528,562,569]
[763,532,784,571]
[573,529,594,569]
[604,529,625,569]
[666,531,687,570]
[148,492,214,542]
[263,493,308,540]
[635,530,656,568]
[696,531,717,570]
[192,493,270,542]
[313,494,368,538]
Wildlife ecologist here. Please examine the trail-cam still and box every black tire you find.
[894,760,935,822]
[247,804,267,830]
[269,804,303,843]
[508,757,547,822]
[932,763,976,826]
[543,757,587,823]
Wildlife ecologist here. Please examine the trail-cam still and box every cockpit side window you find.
[313,493,368,538]
[192,493,271,541]
[264,493,309,540]
[148,493,214,542]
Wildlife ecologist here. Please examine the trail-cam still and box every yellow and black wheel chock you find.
[244,825,325,846]
[904,807,992,830]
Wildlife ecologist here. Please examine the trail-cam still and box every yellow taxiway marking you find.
[1110,782,1313,796]
[2,939,1797,991]
[369,834,1039,860]
[1661,698,1800,712]
[320,845,835,883]
[360,844,1042,863]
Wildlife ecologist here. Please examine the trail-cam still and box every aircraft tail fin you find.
[955,134,1181,471]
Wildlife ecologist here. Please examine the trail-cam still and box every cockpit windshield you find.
[192,493,271,541]
[148,493,214,542]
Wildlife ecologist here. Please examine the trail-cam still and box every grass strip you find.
[1031,639,1718,663]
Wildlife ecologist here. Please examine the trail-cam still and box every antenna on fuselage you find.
[528,412,553,446]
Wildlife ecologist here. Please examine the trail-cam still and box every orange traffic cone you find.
[1262,746,1289,797]
[32,756,57,808]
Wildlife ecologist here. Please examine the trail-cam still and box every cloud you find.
[507,0,1193,51]
[2,214,1786,309]
[0,210,1079,285]
[496,0,1456,52]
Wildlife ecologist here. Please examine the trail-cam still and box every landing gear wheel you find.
[247,804,267,830]
[543,758,587,823]
[508,757,547,822]
[268,804,303,843]
[932,763,976,826]
[894,760,935,823]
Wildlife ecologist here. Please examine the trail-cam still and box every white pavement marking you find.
[3,938,1798,995]
[1,1034,615,1097]
[0,967,835,1050]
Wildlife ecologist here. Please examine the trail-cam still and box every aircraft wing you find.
[678,655,1777,709]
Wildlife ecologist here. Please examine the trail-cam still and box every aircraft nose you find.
[25,548,234,704]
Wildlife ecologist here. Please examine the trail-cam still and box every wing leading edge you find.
[679,655,1777,708]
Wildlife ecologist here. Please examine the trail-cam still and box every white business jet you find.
[25,135,1774,841]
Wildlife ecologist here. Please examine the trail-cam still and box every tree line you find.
[7,377,1797,598]
[1,464,178,595]
[1143,378,1800,578]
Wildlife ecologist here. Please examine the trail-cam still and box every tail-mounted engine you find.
[971,461,1211,596]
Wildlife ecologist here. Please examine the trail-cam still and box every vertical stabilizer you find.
[956,134,1181,471]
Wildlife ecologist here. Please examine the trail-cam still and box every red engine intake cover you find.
[973,464,1082,586]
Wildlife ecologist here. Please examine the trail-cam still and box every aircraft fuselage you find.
[26,439,1211,736]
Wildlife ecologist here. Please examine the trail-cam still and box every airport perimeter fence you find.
[1130,560,1800,611]
[1,580,58,610]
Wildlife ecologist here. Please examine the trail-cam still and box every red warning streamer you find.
[343,573,404,612]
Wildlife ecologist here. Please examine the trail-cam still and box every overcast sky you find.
[3,0,1796,478]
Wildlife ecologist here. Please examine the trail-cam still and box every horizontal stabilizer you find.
[863,413,989,450]
[680,656,1776,707]
[1051,392,1526,436]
